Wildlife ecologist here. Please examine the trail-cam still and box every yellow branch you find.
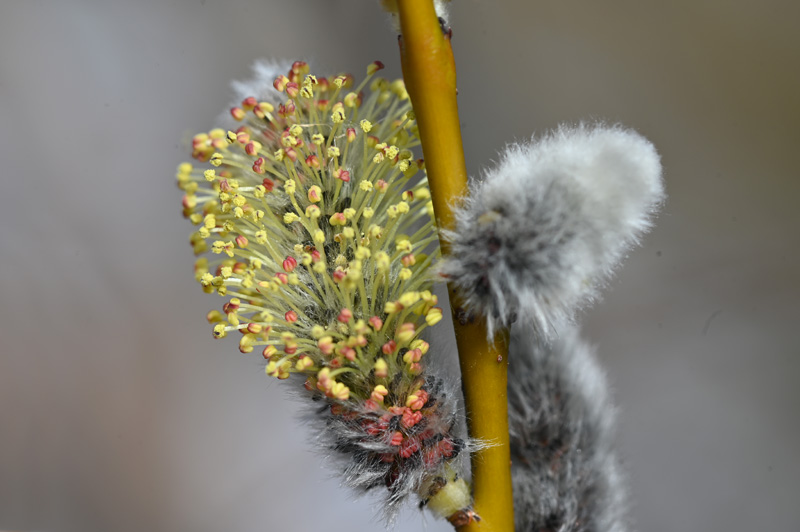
[395,2,514,531]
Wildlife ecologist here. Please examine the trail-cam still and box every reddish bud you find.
[282,256,297,272]
[284,310,298,323]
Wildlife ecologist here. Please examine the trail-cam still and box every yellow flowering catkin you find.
[176,60,471,521]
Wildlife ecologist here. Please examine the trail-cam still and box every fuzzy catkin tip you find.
[508,323,629,532]
[440,124,665,340]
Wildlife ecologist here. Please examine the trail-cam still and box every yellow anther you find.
[233,206,244,218]
[385,145,399,160]
[415,187,431,200]
[369,225,383,239]
[327,146,340,158]
[283,212,300,224]
[330,382,350,400]
[255,230,268,244]
[204,169,216,181]
[202,214,216,229]
[398,268,412,281]
[213,323,228,338]
[312,261,326,274]
[210,152,223,167]
[355,246,371,260]
[226,130,238,143]
[308,185,322,203]
[344,92,360,108]
[342,227,355,240]
[376,251,390,272]
[295,356,314,371]
[426,307,444,326]
[384,301,402,314]
[305,205,321,219]
[311,133,325,145]
[396,239,412,253]
[398,291,420,307]
[396,201,409,214]
[289,124,303,137]
[410,339,429,355]
[274,149,285,161]
[200,272,214,286]
[232,194,246,207]
[220,266,232,279]
[331,102,345,123]
[208,129,225,140]
[178,162,193,174]
[359,181,373,192]
[374,359,388,379]
[284,179,296,195]
[239,334,257,354]
[372,152,385,164]
[362,207,374,219]
[313,230,325,244]
[360,119,373,132]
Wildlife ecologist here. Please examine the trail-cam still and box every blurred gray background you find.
[1,1,798,531]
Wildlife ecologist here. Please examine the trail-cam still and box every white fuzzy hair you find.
[217,59,293,129]
[440,124,665,339]
[508,323,630,532]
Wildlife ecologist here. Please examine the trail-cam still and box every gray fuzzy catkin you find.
[508,323,629,532]
[440,124,664,339]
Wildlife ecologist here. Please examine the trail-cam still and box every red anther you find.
[245,142,258,155]
[330,403,345,416]
[242,96,257,110]
[181,195,194,209]
[219,179,232,192]
[328,357,342,368]
[401,254,416,267]
[337,308,353,323]
[247,323,262,334]
[364,399,379,411]
[284,344,298,355]
[236,131,250,144]
[399,437,420,458]
[318,339,334,356]
[262,345,277,359]
[310,249,321,262]
[283,256,298,272]
[390,431,404,446]
[367,135,379,148]
[342,347,356,361]
[233,262,247,274]
[284,310,298,323]
[274,272,288,285]
[211,138,227,150]
[408,389,429,411]
[336,170,351,182]
[305,154,320,169]
[235,235,249,248]
[262,177,274,191]
[332,270,346,283]
[416,158,425,169]
[401,409,423,429]
[375,179,388,192]
[317,78,329,91]
[223,301,239,313]
[304,378,314,391]
[252,161,265,174]
[404,190,414,201]
[388,406,406,416]
[346,127,357,143]
[230,107,246,121]
[369,316,383,330]
[284,147,298,162]
[316,99,329,111]
[273,75,289,92]
[382,340,397,355]
[380,453,396,464]
[285,82,299,98]
[369,60,385,73]
[291,60,308,74]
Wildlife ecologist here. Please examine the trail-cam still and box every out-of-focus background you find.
[1,1,798,531]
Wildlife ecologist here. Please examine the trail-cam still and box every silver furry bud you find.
[508,323,629,532]
[440,124,664,339]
